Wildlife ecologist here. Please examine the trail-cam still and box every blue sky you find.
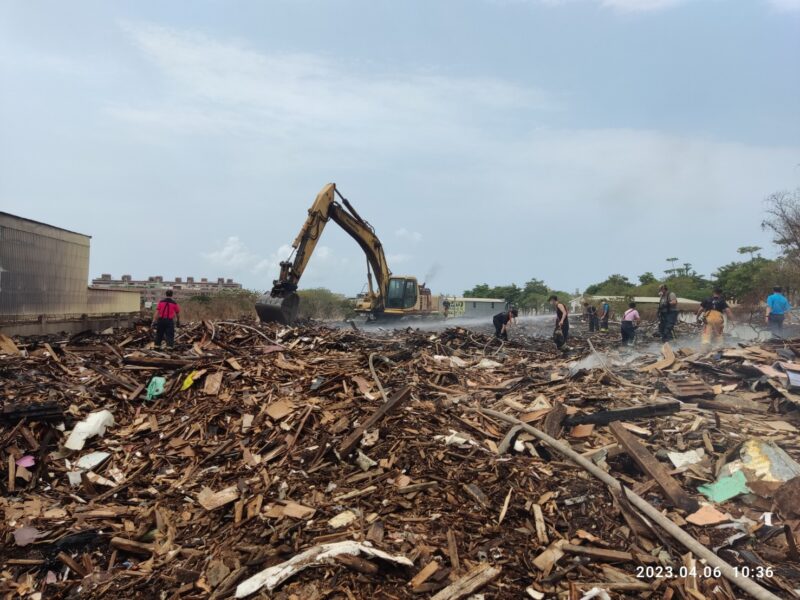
[1,0,798,296]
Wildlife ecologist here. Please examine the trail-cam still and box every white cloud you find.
[112,21,557,143]
[98,21,798,295]
[202,236,260,269]
[394,228,423,243]
[203,236,295,273]
[203,236,352,289]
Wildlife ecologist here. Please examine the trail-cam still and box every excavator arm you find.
[256,183,392,323]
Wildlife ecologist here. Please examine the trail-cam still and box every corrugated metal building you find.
[0,212,91,318]
[1,212,139,334]
[445,297,507,319]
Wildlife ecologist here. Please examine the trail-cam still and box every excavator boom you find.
[256,184,393,324]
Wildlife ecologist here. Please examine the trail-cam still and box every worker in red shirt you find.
[152,289,181,348]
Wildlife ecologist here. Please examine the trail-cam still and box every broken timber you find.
[477,408,782,600]
[430,563,501,600]
[564,401,680,427]
[1,401,64,425]
[122,356,194,369]
[561,543,659,564]
[337,386,411,457]
[609,421,699,513]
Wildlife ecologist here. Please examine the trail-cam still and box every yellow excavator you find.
[256,183,439,324]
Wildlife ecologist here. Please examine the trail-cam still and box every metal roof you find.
[0,211,91,239]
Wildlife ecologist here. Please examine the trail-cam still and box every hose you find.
[368,352,389,403]
[213,321,282,346]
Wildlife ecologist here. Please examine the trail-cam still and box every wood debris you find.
[1,318,799,599]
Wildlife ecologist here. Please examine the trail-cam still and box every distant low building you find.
[91,274,243,305]
[445,297,507,319]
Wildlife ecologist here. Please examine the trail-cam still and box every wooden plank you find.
[123,356,193,369]
[397,481,437,494]
[88,364,139,391]
[57,551,88,577]
[543,402,567,439]
[609,422,699,513]
[0,332,20,355]
[565,401,680,426]
[409,561,440,590]
[639,342,675,372]
[203,371,224,396]
[8,455,15,493]
[366,520,384,544]
[561,543,658,564]
[110,537,155,555]
[696,398,766,414]
[43,342,61,363]
[338,387,412,456]
[532,503,548,544]
[446,529,460,572]
[335,554,378,574]
[1,401,64,425]
[666,378,714,400]
[431,563,501,600]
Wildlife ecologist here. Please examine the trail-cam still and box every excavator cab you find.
[385,277,419,310]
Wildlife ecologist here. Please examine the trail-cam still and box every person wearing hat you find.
[765,286,792,338]
[657,284,678,342]
[493,307,518,340]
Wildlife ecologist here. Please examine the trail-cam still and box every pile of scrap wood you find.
[1,320,800,599]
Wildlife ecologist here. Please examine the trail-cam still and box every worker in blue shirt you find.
[599,299,611,333]
[765,286,792,337]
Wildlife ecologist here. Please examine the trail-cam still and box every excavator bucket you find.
[255,293,300,325]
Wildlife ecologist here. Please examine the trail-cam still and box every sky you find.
[1,0,799,297]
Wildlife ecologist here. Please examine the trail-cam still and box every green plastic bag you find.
[146,376,166,400]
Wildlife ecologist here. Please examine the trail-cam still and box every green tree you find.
[585,274,635,296]
[297,288,355,320]
[665,257,679,276]
[463,283,522,306]
[464,279,569,311]
[762,188,800,262]
[638,272,657,285]
[659,274,713,302]
[714,258,775,305]
[518,278,553,311]
[463,283,491,297]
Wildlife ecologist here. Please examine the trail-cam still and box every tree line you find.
[463,188,800,309]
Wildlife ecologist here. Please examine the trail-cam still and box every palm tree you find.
[737,246,762,261]
[665,257,679,277]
